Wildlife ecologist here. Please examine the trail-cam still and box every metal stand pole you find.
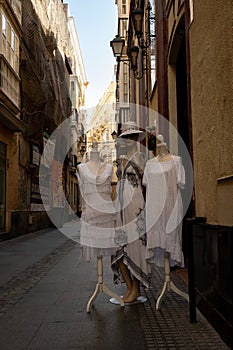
[86,256,124,312]
[156,252,189,310]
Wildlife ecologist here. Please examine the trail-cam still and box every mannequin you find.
[111,121,149,305]
[77,140,124,312]
[115,135,141,302]
[156,134,172,161]
[143,134,189,309]
[87,140,104,173]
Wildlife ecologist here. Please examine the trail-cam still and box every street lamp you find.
[130,3,155,80]
[110,35,125,58]
[110,34,142,80]
[111,130,118,162]
[111,130,117,140]
[129,46,139,72]
[80,143,86,158]
[131,8,144,38]
[110,3,154,81]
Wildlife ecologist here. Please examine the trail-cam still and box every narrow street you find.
[0,221,229,350]
[1,0,232,348]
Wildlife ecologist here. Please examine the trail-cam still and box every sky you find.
[66,1,118,111]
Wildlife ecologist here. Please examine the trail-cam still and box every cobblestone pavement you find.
[0,225,230,349]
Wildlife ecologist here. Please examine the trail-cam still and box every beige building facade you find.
[0,0,26,234]
[67,13,87,217]
[0,0,87,236]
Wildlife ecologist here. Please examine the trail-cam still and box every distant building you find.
[67,13,88,216]
[87,81,117,163]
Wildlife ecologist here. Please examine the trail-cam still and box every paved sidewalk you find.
[0,220,230,349]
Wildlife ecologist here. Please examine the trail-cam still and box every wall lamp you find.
[131,8,144,38]
[111,130,117,140]
[132,3,155,47]
[129,2,155,79]
[110,35,141,79]
[110,35,125,59]
[110,2,154,80]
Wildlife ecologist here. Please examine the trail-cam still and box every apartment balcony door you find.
[0,141,6,232]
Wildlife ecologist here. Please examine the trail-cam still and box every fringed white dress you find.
[77,162,116,261]
[143,156,185,267]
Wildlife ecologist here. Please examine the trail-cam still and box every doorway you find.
[175,21,193,219]
[0,141,6,232]
[171,18,194,266]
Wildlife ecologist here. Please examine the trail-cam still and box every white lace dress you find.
[77,162,116,261]
[142,156,185,267]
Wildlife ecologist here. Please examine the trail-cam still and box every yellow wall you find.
[189,0,233,225]
[150,0,233,225]
[0,127,19,231]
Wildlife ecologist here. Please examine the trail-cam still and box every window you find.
[119,18,128,38]
[123,63,129,103]
[1,11,19,71]
[11,29,15,50]
[122,0,126,15]
[70,81,76,107]
[2,13,6,36]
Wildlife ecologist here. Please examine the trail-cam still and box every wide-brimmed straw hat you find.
[119,121,144,138]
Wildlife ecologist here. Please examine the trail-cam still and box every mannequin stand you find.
[156,252,189,310]
[86,255,124,312]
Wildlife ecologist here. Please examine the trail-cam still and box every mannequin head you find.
[119,121,144,156]
[157,134,170,157]
[89,139,101,162]
[157,134,167,147]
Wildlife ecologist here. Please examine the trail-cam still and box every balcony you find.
[0,55,25,132]
[0,55,20,108]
